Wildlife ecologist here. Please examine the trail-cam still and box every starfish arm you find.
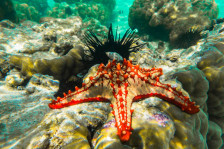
[49,97,110,109]
[49,72,113,109]
[129,75,199,114]
[124,62,199,114]
[133,93,199,114]
[110,83,133,142]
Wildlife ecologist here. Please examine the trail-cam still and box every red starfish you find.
[49,59,200,142]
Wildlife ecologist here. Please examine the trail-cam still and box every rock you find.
[5,70,25,87]
[0,20,16,29]
[0,52,12,79]
[0,74,59,147]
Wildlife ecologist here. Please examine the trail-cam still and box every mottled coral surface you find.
[1,17,224,149]
[129,0,218,48]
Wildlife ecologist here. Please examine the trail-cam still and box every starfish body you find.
[49,59,200,142]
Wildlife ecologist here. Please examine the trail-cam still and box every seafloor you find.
[0,0,224,149]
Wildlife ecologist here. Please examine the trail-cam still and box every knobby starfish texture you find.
[49,59,200,142]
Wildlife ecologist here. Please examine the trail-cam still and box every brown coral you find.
[173,66,209,112]
[9,46,86,81]
[129,0,218,48]
[197,48,224,121]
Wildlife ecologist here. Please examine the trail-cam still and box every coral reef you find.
[0,16,106,101]
[75,3,110,24]
[129,33,224,148]
[129,0,218,48]
[46,2,112,24]
[0,52,12,79]
[14,2,40,22]
[0,19,16,28]
[9,46,86,81]
[54,0,116,12]
[1,58,208,149]
[0,16,85,81]
[93,98,207,149]
[46,2,75,19]
[195,26,224,147]
[2,60,206,148]
[12,0,48,13]
[171,28,203,49]
[49,59,200,141]
[11,0,49,23]
[0,20,42,54]
[5,69,25,87]
[53,0,76,4]
[92,0,116,14]
[1,10,224,148]
[48,0,115,24]
[7,102,110,148]
[207,121,223,149]
[173,67,209,112]
[0,73,59,147]
[196,49,224,148]
[10,0,115,24]
[81,18,108,41]
[0,0,18,23]
[7,21,143,81]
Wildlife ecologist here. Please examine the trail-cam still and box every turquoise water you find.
[216,0,224,18]
[46,0,224,18]
[49,0,224,35]
[113,0,224,34]
[21,0,224,28]
[114,0,224,18]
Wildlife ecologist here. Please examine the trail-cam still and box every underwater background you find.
[51,0,224,35]
[0,0,224,148]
